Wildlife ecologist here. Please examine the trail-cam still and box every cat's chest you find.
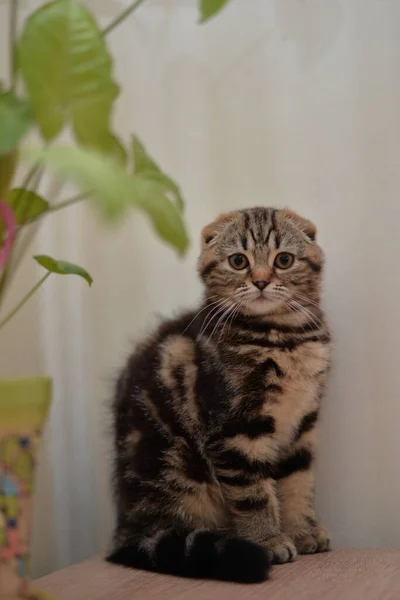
[221,341,330,438]
[223,341,329,387]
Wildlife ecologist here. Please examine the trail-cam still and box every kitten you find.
[108,207,331,583]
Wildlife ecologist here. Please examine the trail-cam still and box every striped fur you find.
[109,207,331,582]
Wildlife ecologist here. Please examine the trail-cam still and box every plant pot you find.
[0,377,51,600]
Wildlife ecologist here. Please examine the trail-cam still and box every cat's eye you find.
[229,253,249,270]
[274,252,294,270]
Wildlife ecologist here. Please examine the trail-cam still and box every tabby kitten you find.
[108,207,331,583]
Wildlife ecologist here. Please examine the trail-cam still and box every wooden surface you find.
[33,549,400,600]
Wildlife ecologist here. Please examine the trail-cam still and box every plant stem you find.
[9,0,18,91]
[19,166,43,223]
[0,271,50,331]
[0,164,43,307]
[19,192,88,228]
[9,193,87,291]
[102,0,147,36]
[15,163,42,210]
[0,263,11,308]
[48,191,87,214]
[1,177,86,305]
[11,220,40,274]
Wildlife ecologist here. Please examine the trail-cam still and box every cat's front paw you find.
[264,534,297,564]
[295,526,331,555]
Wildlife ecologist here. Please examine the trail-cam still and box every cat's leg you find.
[276,424,331,554]
[209,442,297,564]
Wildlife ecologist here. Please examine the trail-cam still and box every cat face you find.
[198,207,324,316]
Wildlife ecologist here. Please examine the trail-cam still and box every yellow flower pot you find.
[0,377,51,599]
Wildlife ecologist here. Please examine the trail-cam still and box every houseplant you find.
[0,0,232,597]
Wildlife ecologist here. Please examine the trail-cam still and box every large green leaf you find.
[34,254,93,286]
[142,194,188,255]
[199,0,231,23]
[0,92,34,156]
[27,146,189,254]
[18,0,119,150]
[132,136,184,213]
[130,178,189,255]
[8,189,49,224]
[107,133,127,167]
[27,146,132,221]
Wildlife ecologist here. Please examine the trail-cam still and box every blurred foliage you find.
[0,0,231,330]
[199,0,232,23]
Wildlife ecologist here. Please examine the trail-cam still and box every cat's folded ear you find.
[280,209,317,241]
[201,212,237,248]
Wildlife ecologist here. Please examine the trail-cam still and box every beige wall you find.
[2,0,400,578]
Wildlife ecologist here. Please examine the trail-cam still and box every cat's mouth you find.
[252,290,272,301]
[251,294,271,305]
[244,291,286,315]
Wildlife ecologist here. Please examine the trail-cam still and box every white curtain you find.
[1,0,400,577]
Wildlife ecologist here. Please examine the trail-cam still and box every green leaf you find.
[143,195,188,256]
[18,0,119,150]
[34,254,93,286]
[26,146,189,254]
[107,133,127,167]
[0,92,34,156]
[132,136,184,213]
[8,189,49,224]
[199,0,231,23]
[130,178,189,256]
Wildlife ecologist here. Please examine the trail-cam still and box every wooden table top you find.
[33,548,400,600]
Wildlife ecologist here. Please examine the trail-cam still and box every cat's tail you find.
[107,528,270,583]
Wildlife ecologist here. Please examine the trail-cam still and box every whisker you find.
[283,301,297,317]
[197,298,233,341]
[208,303,236,342]
[219,299,246,342]
[197,288,253,340]
[290,300,321,323]
[198,302,231,338]
[293,293,321,309]
[284,301,311,334]
[181,297,225,335]
[289,300,325,334]
[218,299,242,342]
[196,287,259,343]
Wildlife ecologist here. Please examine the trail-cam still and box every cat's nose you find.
[253,280,268,291]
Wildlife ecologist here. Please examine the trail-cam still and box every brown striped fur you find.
[109,207,331,582]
